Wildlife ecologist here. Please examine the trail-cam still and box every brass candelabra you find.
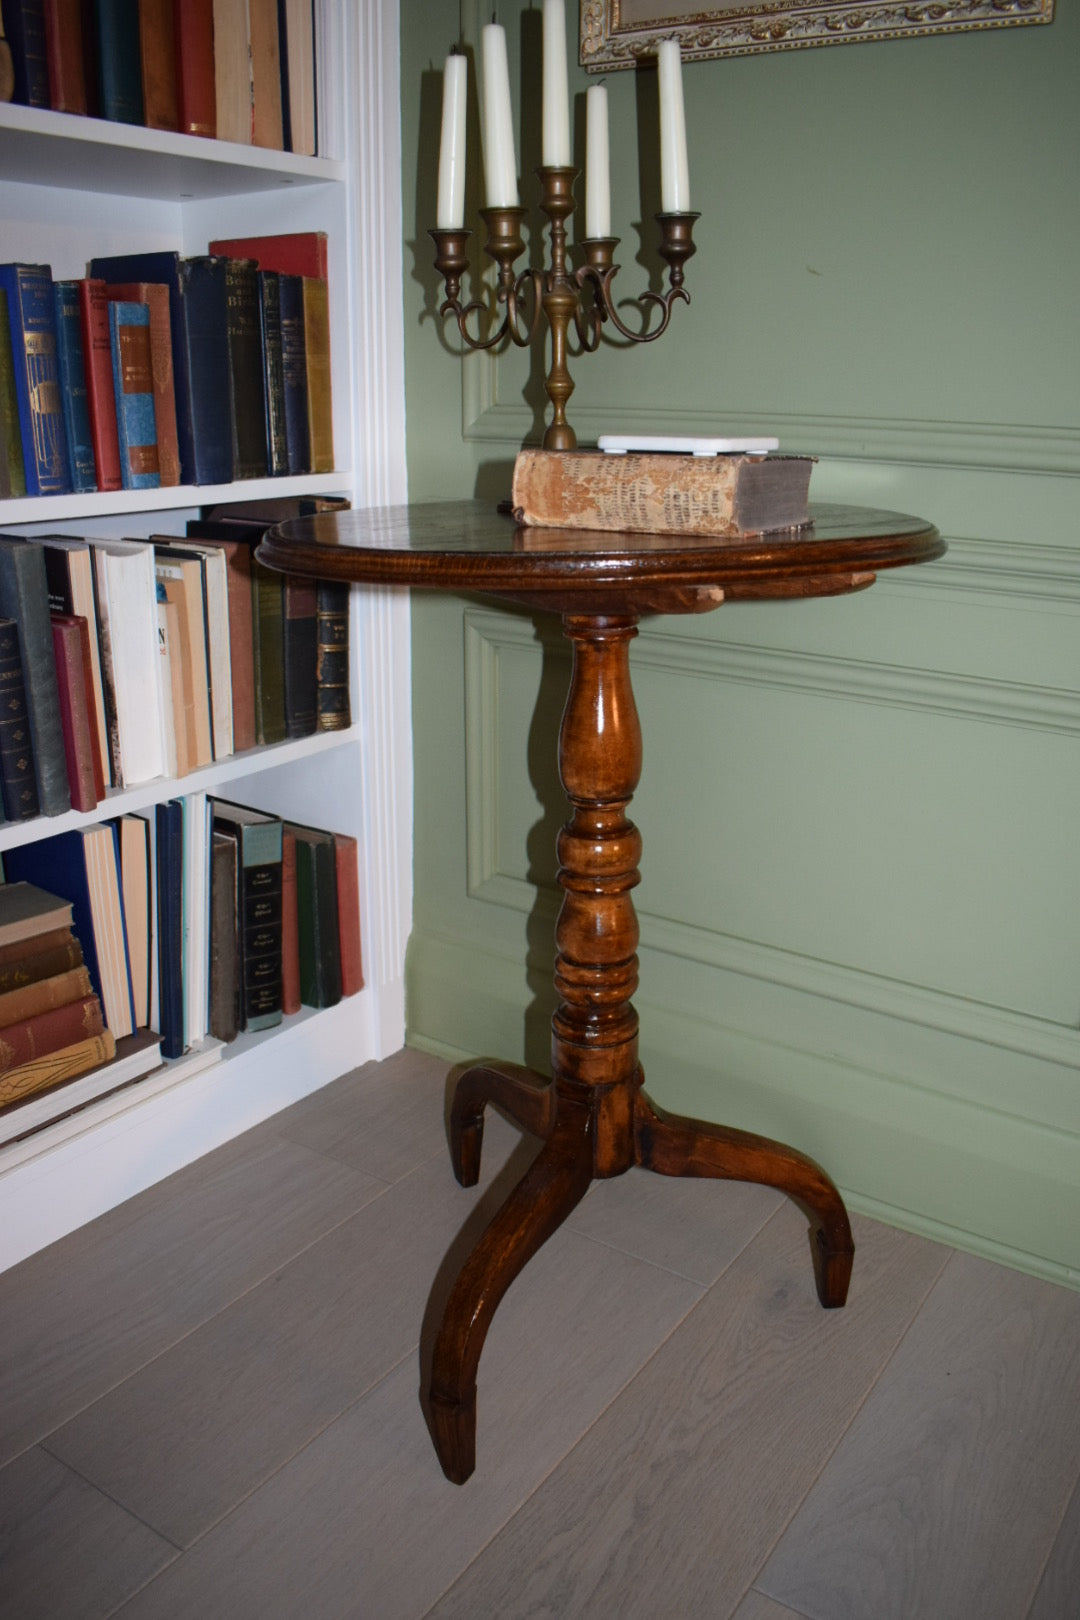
[429,165,699,451]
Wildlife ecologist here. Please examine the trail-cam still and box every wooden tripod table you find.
[259,498,943,1484]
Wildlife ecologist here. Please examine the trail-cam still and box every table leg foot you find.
[447,1060,555,1186]
[427,1094,594,1482]
[633,1089,854,1309]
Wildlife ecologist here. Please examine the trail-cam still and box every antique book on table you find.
[0,615,39,821]
[52,281,97,490]
[0,536,71,815]
[105,282,180,485]
[0,262,71,496]
[211,799,283,1032]
[173,0,214,135]
[108,301,161,489]
[511,447,815,538]
[76,279,122,491]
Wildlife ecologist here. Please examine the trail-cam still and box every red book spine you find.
[334,833,364,996]
[0,994,105,1074]
[77,279,122,492]
[207,233,329,280]
[281,826,301,1016]
[174,0,216,137]
[138,0,179,131]
[50,616,101,813]
[43,0,88,113]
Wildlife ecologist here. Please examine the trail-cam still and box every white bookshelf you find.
[0,1,410,1271]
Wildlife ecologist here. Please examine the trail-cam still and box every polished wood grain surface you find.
[257,500,943,1482]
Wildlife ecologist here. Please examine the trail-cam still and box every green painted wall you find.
[400,5,1080,1285]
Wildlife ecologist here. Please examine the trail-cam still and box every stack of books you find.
[0,496,351,823]
[0,231,333,499]
[0,878,116,1110]
[1,0,317,155]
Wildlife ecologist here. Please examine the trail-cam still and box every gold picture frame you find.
[580,1,1055,69]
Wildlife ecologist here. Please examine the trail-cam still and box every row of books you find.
[0,231,334,499]
[0,792,364,1129]
[0,496,351,825]
[1,0,317,155]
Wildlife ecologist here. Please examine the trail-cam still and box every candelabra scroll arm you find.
[430,207,541,353]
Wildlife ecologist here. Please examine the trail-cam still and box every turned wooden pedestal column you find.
[257,498,944,1485]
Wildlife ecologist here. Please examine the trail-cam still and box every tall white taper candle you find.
[585,83,610,238]
[542,0,571,166]
[481,23,519,207]
[657,39,690,213]
[436,53,467,228]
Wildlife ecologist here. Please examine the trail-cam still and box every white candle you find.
[657,39,690,213]
[542,0,571,167]
[481,23,519,207]
[436,53,467,228]
[585,83,610,238]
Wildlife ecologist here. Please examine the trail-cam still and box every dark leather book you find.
[0,615,39,821]
[0,928,83,993]
[105,281,180,485]
[250,557,286,745]
[315,579,350,732]
[0,991,105,1074]
[88,251,196,484]
[210,800,283,1032]
[208,828,239,1042]
[92,0,143,124]
[282,575,316,739]
[278,272,310,475]
[2,0,49,106]
[108,301,161,489]
[43,0,89,112]
[154,799,184,1057]
[301,275,334,473]
[76,279,123,492]
[224,257,268,481]
[50,614,101,812]
[257,270,288,475]
[0,262,71,496]
[0,288,27,498]
[176,255,232,485]
[172,0,213,135]
[0,538,71,815]
[53,281,96,492]
[280,824,300,1015]
[333,831,363,995]
[287,822,341,1009]
[136,0,176,129]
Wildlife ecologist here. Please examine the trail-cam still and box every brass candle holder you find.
[430,165,699,452]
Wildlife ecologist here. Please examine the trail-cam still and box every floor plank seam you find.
[1022,1469,1080,1620]
[565,1196,779,1287]
[33,1439,186,1555]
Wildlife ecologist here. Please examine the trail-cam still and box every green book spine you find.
[0,289,27,498]
[292,827,341,1009]
[251,558,286,745]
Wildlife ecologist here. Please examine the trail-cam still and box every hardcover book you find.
[208,826,239,1041]
[0,536,71,815]
[0,881,72,946]
[177,255,232,485]
[278,0,315,156]
[53,280,97,491]
[181,528,255,752]
[0,991,105,1074]
[288,822,341,1009]
[156,539,233,758]
[248,0,282,149]
[315,580,350,732]
[211,799,283,1032]
[0,962,92,1027]
[0,1029,116,1110]
[301,275,334,473]
[173,0,214,135]
[278,272,310,475]
[257,270,288,476]
[105,281,180,484]
[76,278,123,492]
[154,798,183,1056]
[0,614,39,820]
[136,0,177,129]
[0,288,27,498]
[43,0,90,113]
[0,262,72,496]
[152,548,212,769]
[207,231,329,280]
[115,813,150,1027]
[86,538,165,788]
[282,576,317,739]
[224,257,269,481]
[3,0,49,106]
[511,448,815,538]
[40,535,113,789]
[0,927,83,994]
[213,0,251,144]
[108,300,161,489]
[93,0,144,124]
[334,831,364,995]
[50,613,102,812]
[279,824,299,1015]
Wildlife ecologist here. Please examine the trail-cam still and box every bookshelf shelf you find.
[0,1,411,1269]
[0,103,346,200]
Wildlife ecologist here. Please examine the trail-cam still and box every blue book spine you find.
[178,257,233,486]
[0,262,72,497]
[278,272,310,476]
[108,300,160,490]
[2,0,49,108]
[93,0,144,125]
[53,281,97,492]
[155,799,185,1058]
[88,251,196,484]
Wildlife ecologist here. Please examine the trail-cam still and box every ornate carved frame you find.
[580,1,1055,68]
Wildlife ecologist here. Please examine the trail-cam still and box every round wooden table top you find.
[258,500,944,616]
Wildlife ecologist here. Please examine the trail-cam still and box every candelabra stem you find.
[538,166,579,452]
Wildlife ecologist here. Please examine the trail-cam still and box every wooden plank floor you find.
[1,1046,1078,1619]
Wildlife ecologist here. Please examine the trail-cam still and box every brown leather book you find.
[280,825,300,1016]
[173,0,214,135]
[0,993,105,1074]
[50,614,102,813]
[0,1029,116,1110]
[301,277,334,473]
[105,282,180,485]
[0,929,83,989]
[0,964,93,1029]
[209,829,239,1042]
[43,0,89,113]
[137,0,178,129]
[333,832,364,996]
[77,279,122,492]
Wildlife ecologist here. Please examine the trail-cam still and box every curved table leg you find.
[427,1094,594,1484]
[634,1089,854,1309]
[447,1060,557,1187]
